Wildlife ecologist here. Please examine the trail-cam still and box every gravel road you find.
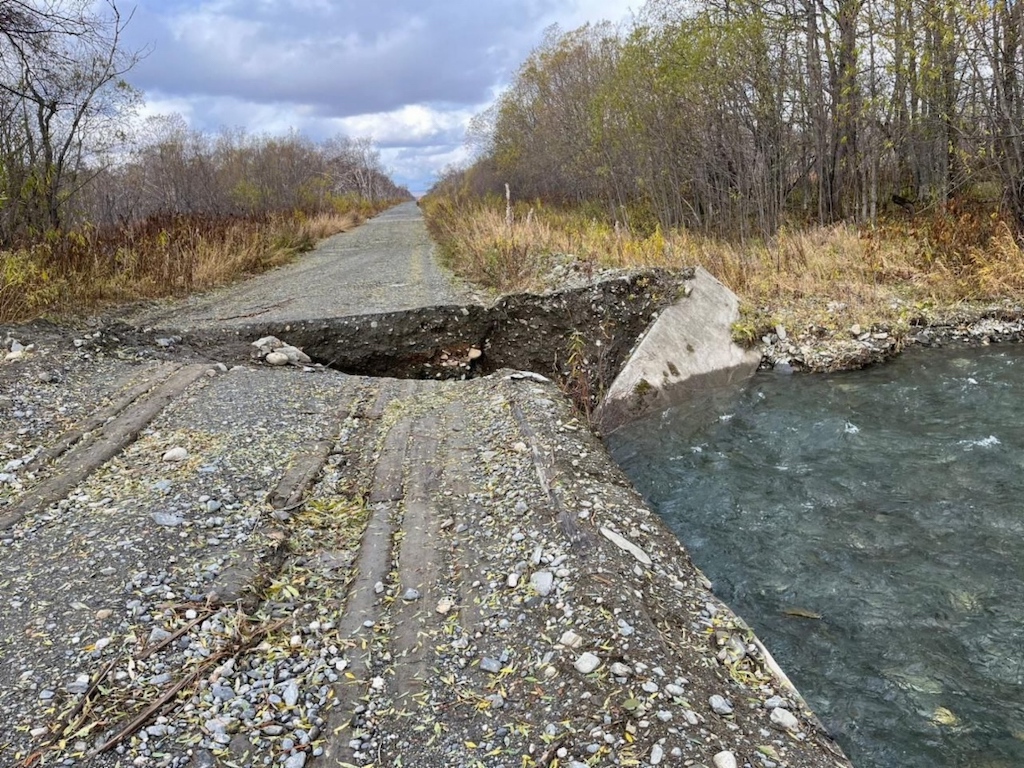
[131,202,473,329]
[0,207,854,768]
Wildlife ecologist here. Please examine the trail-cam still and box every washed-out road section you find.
[0,204,851,768]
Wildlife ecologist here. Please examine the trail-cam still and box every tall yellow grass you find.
[0,207,381,323]
[423,196,1024,341]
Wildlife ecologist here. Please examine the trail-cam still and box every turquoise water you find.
[609,346,1024,768]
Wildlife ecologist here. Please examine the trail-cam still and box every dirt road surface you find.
[129,202,472,330]
[0,206,851,768]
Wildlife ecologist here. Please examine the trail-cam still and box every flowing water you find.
[608,346,1024,768]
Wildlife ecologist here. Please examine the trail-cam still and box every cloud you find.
[121,0,638,190]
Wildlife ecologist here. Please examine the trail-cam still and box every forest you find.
[0,1,409,322]
[425,0,1024,335]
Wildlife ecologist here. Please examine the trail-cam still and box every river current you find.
[609,346,1024,768]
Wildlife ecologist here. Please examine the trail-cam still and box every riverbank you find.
[756,301,1024,373]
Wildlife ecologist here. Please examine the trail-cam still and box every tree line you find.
[449,0,1024,239]
[0,0,408,248]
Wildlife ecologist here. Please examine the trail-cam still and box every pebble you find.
[713,751,738,768]
[162,447,188,462]
[574,652,601,674]
[284,754,306,768]
[665,683,685,698]
[709,694,733,715]
[610,662,631,677]
[67,674,91,694]
[265,352,290,366]
[530,570,554,597]
[770,707,800,731]
[402,587,421,601]
[650,743,665,765]
[283,679,300,707]
[148,627,172,645]
[480,657,503,674]
[151,511,184,527]
[436,596,454,614]
[559,630,583,649]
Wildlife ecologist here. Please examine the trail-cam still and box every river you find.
[608,345,1024,768]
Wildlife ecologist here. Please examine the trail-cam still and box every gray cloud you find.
[126,0,559,119]
[122,0,637,191]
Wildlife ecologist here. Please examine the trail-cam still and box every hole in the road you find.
[188,270,685,409]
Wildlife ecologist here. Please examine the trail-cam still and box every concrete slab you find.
[595,267,761,431]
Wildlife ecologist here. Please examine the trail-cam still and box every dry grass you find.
[423,196,1024,342]
[0,204,393,323]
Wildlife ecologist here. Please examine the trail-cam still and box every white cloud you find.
[121,0,639,190]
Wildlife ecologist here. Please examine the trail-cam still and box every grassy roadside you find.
[422,195,1024,346]
[0,199,401,324]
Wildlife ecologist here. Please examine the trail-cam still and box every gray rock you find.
[770,707,800,731]
[283,679,300,707]
[713,752,738,768]
[151,512,184,527]
[162,447,188,462]
[574,652,601,674]
[709,694,733,715]
[67,674,91,694]
[278,345,312,364]
[265,351,290,366]
[650,743,665,765]
[147,627,173,645]
[252,336,283,352]
[284,754,306,768]
[558,630,582,649]
[480,657,502,674]
[212,684,234,701]
[665,683,685,698]
[610,662,631,678]
[530,570,554,597]
[402,588,421,601]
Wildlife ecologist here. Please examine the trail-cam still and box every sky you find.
[121,0,639,195]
